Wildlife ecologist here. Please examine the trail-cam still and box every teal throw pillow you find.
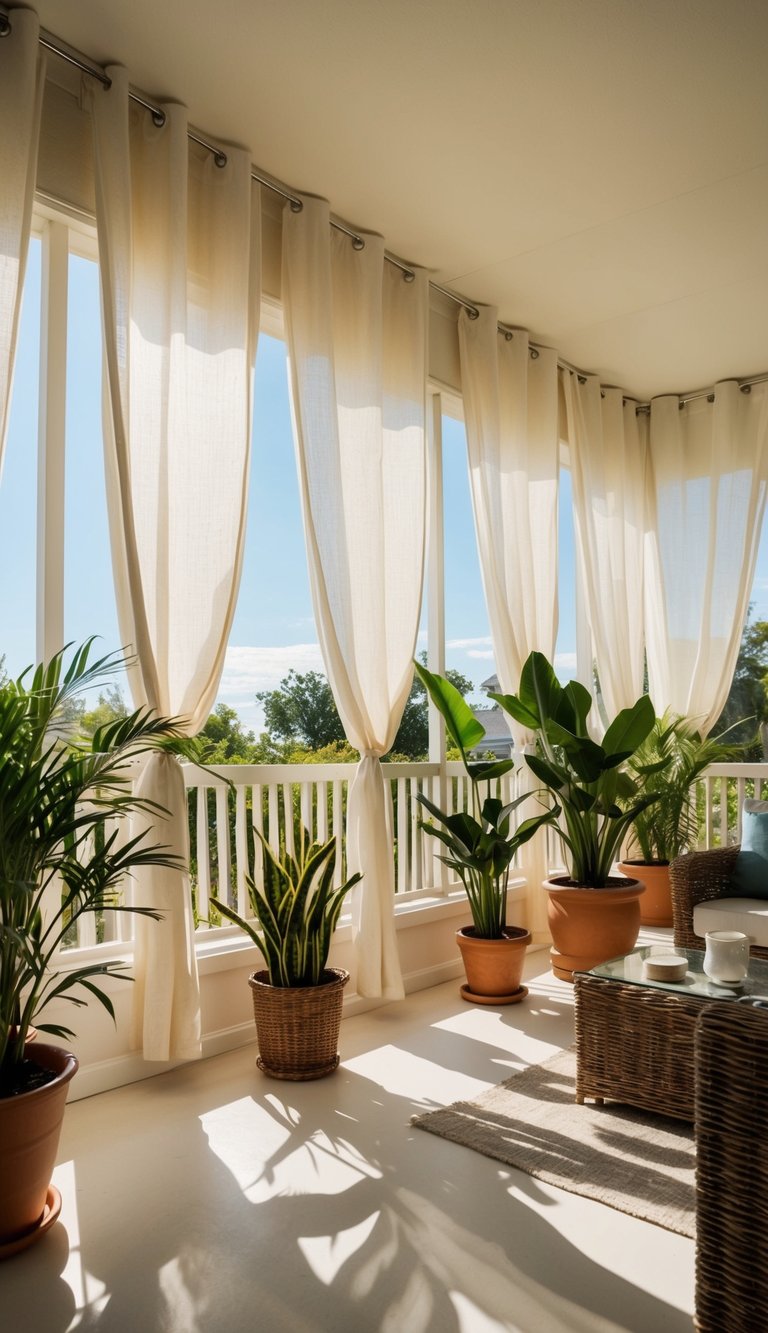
[730,799,768,900]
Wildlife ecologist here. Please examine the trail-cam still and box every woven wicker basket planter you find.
[248,967,349,1081]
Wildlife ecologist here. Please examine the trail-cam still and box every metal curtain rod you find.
[4,8,766,407]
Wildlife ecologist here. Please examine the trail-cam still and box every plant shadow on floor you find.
[1,1036,693,1333]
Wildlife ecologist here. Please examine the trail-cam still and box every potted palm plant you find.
[491,652,661,980]
[618,712,734,926]
[0,641,182,1255]
[211,826,360,1079]
[414,662,558,1004]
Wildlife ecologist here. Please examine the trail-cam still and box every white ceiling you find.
[32,0,768,398]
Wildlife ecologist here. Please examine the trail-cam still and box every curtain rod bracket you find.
[530,346,539,359]
[0,15,11,36]
[289,198,303,213]
[741,383,752,394]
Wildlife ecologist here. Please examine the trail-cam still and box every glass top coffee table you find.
[574,945,768,1121]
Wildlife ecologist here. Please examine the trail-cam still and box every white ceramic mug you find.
[703,930,750,985]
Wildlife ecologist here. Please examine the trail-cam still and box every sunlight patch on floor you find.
[429,1004,565,1067]
[298,1210,381,1284]
[201,1094,383,1202]
[502,1172,695,1313]
[51,1159,110,1329]
[449,1290,521,1333]
[343,1042,492,1105]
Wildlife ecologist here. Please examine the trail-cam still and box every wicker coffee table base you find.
[574,973,706,1122]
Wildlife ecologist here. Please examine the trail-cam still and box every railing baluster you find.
[397,775,408,893]
[719,777,728,845]
[215,785,231,906]
[332,779,343,886]
[282,783,295,855]
[411,777,423,891]
[235,784,247,917]
[316,781,328,843]
[267,784,280,854]
[196,786,211,928]
[736,777,746,844]
[252,784,264,894]
[300,781,312,839]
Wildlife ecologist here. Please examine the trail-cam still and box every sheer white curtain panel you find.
[0,9,45,471]
[563,374,647,719]
[645,380,768,735]
[457,306,559,938]
[91,66,260,1060]
[282,196,428,1000]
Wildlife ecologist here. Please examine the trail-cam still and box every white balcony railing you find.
[62,759,768,951]
[183,759,525,933]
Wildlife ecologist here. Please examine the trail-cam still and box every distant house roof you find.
[469,705,513,757]
[473,707,512,741]
[481,673,499,693]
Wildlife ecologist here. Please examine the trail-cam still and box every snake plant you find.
[212,827,360,987]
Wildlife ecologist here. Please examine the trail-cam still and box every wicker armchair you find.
[695,1003,768,1332]
[669,846,768,961]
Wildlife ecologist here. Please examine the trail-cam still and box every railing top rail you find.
[181,759,443,786]
[700,762,768,779]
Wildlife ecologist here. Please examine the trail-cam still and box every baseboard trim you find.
[68,954,468,1101]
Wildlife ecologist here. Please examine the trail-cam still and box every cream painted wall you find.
[56,886,533,1101]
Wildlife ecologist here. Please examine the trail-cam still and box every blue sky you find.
[3,242,768,734]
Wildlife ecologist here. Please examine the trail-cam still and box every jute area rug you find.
[411,1048,695,1238]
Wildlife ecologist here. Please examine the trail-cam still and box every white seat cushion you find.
[693,897,768,947]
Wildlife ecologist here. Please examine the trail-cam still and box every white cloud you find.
[446,636,494,651]
[554,651,577,670]
[466,648,495,660]
[217,644,326,730]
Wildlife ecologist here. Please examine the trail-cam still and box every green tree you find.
[256,658,474,761]
[257,670,343,751]
[81,684,128,736]
[197,702,259,763]
[712,614,768,758]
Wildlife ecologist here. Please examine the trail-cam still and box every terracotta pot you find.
[0,1042,78,1247]
[455,925,531,1003]
[249,968,349,1080]
[544,876,646,982]
[618,860,672,927]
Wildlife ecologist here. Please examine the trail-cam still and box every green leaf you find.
[562,680,593,734]
[602,694,655,765]
[465,757,516,783]
[525,752,570,793]
[413,660,484,758]
[488,692,539,731]
[518,652,563,729]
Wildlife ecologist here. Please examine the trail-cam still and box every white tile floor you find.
[1,947,695,1333]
